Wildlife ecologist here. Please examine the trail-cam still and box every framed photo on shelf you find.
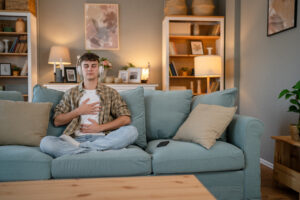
[118,70,129,83]
[85,3,119,50]
[267,0,297,36]
[191,41,204,55]
[64,67,77,83]
[0,63,11,76]
[128,68,142,83]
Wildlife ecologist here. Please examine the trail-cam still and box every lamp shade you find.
[48,46,71,65]
[194,55,221,76]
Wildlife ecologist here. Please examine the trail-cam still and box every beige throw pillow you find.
[0,100,52,146]
[173,104,237,149]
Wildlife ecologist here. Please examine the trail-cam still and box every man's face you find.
[81,60,99,81]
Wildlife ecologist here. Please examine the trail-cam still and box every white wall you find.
[239,0,300,163]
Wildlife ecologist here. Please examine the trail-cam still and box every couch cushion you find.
[191,88,238,110]
[144,90,192,141]
[51,145,151,178]
[0,145,52,181]
[0,91,24,101]
[32,85,67,137]
[191,88,238,141]
[146,139,244,174]
[0,100,52,146]
[173,104,237,149]
[119,87,147,149]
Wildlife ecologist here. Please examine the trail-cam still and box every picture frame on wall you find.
[118,70,129,83]
[128,68,142,83]
[64,67,77,83]
[85,3,119,50]
[0,63,11,76]
[267,0,297,36]
[191,41,204,55]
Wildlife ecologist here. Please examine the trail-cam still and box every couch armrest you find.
[227,114,264,200]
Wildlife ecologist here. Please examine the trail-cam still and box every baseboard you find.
[260,158,273,169]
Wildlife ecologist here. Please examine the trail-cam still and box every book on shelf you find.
[9,37,19,53]
[210,24,220,36]
[210,81,220,92]
[169,41,177,55]
[14,35,27,53]
[20,59,28,76]
[169,62,178,76]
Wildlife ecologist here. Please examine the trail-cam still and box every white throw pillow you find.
[173,104,237,149]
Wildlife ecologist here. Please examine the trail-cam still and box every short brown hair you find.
[78,52,99,65]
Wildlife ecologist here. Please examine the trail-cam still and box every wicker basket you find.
[5,0,36,15]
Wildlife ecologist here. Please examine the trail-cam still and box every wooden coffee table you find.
[0,175,215,200]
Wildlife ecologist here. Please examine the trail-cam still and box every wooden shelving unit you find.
[0,11,37,101]
[162,16,224,95]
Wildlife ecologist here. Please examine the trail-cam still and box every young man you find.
[40,53,138,158]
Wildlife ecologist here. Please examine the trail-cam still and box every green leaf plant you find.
[278,80,300,133]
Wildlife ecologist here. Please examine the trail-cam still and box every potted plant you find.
[12,66,21,76]
[181,67,188,76]
[278,80,300,141]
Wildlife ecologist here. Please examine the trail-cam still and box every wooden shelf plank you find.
[0,10,30,13]
[170,54,200,58]
[170,35,220,40]
[170,76,221,79]
[0,32,27,36]
[0,76,28,79]
[0,53,27,56]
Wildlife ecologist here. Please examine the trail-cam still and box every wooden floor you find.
[261,164,299,200]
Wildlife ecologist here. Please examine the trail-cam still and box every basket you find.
[5,0,36,15]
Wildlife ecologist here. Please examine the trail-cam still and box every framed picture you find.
[64,67,77,83]
[0,63,11,76]
[118,70,129,83]
[267,0,297,36]
[85,3,119,50]
[191,41,204,55]
[128,68,142,83]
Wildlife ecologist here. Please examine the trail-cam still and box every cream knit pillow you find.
[173,104,237,149]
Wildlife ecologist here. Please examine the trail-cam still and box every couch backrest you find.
[144,89,193,141]
[0,91,24,101]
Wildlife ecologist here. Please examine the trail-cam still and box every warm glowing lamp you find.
[141,62,150,83]
[48,46,71,82]
[194,55,221,93]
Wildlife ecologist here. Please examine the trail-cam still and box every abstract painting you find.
[85,4,119,50]
[267,0,297,36]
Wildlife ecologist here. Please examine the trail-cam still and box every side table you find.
[271,136,300,197]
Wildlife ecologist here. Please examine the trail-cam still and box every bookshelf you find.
[162,16,224,95]
[0,11,37,101]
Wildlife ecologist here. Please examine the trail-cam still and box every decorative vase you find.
[289,124,300,141]
[15,18,25,33]
[3,39,9,53]
[99,66,108,83]
[182,71,188,76]
[55,68,64,83]
[192,0,215,16]
[12,70,20,76]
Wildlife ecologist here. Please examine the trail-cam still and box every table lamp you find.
[48,46,71,82]
[194,54,221,93]
[141,62,150,83]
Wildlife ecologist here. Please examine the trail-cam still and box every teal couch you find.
[0,87,264,200]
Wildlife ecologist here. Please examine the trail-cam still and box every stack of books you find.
[9,36,28,53]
